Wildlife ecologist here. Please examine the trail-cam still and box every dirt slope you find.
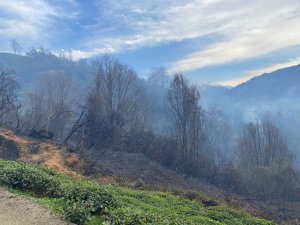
[0,187,73,225]
[0,129,89,177]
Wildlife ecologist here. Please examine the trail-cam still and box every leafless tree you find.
[10,39,22,55]
[234,119,298,199]
[22,70,80,139]
[167,74,208,173]
[205,108,232,164]
[147,67,170,88]
[85,56,147,150]
[0,66,20,128]
[236,119,293,171]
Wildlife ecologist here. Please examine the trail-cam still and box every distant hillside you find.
[229,64,300,101]
[0,52,93,87]
[199,84,231,107]
[204,64,300,160]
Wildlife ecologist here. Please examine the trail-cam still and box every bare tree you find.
[234,119,298,199]
[147,67,170,88]
[0,66,20,127]
[236,120,293,170]
[22,70,80,139]
[167,74,208,173]
[10,39,22,55]
[205,108,232,164]
[85,56,147,150]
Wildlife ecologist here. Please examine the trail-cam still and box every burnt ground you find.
[80,149,300,225]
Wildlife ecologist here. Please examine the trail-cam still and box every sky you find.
[0,0,300,86]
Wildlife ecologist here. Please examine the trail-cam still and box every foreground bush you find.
[0,160,116,224]
[105,207,191,225]
[64,183,117,214]
[64,200,91,225]
[0,161,59,197]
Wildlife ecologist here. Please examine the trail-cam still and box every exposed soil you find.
[0,187,73,225]
[0,129,88,177]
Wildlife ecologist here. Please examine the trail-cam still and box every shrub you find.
[105,207,158,225]
[63,183,117,214]
[64,200,90,225]
[0,161,118,224]
[0,162,60,197]
[105,207,192,225]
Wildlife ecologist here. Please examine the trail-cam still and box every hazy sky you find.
[0,0,300,86]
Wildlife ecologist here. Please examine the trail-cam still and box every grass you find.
[0,160,275,225]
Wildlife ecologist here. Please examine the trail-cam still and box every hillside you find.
[0,159,273,225]
[0,129,299,224]
[0,52,92,87]
[229,64,300,100]
[202,64,300,160]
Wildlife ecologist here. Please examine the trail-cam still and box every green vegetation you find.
[0,160,275,225]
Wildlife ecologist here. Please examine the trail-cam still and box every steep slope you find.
[0,129,299,224]
[0,160,274,225]
[0,129,89,177]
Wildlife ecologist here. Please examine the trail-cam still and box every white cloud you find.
[70,0,300,74]
[0,0,78,49]
[218,58,300,87]
[55,48,116,61]
[167,0,300,72]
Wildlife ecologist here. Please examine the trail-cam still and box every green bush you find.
[64,200,91,225]
[64,183,117,214]
[0,161,117,224]
[0,161,60,197]
[105,207,192,225]
[105,207,158,225]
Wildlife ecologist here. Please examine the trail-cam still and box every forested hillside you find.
[0,52,300,224]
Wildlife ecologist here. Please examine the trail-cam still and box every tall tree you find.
[0,66,20,127]
[85,56,147,150]
[167,74,206,167]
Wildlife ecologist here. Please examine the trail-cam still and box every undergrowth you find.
[0,160,275,225]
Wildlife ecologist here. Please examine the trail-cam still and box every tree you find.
[234,119,298,199]
[10,39,22,55]
[204,108,232,164]
[85,56,147,150]
[236,120,293,170]
[167,74,209,175]
[22,70,80,139]
[147,67,170,88]
[0,66,20,127]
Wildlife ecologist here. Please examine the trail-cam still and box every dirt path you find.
[0,187,73,225]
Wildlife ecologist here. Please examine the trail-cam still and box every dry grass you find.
[0,128,87,177]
